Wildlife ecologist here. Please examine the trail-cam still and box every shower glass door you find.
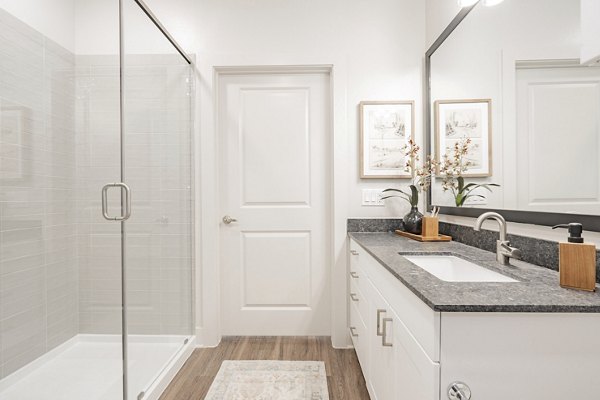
[120,1,194,399]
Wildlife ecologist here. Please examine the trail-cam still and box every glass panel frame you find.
[119,1,194,399]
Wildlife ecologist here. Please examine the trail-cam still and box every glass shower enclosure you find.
[0,0,194,399]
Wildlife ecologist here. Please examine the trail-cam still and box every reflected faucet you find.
[474,212,522,265]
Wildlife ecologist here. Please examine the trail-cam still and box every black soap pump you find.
[551,223,584,243]
[552,223,596,291]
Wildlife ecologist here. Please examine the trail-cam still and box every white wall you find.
[73,0,118,55]
[425,0,461,48]
[0,0,75,51]
[74,0,177,55]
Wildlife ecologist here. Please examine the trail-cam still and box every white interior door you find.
[516,66,600,214]
[218,70,331,336]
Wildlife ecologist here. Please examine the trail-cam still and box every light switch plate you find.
[362,189,385,206]
[464,196,488,206]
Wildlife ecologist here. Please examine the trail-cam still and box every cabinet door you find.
[365,281,396,400]
[391,308,440,400]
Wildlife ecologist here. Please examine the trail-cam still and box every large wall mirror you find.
[426,0,600,230]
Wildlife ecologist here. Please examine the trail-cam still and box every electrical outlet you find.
[362,189,385,206]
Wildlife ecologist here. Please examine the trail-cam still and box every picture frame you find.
[359,100,415,179]
[434,99,492,177]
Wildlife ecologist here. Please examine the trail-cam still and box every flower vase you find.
[403,205,423,234]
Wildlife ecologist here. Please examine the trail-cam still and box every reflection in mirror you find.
[430,0,600,216]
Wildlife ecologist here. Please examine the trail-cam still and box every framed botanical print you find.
[435,99,492,177]
[359,100,415,178]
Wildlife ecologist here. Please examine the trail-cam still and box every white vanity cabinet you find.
[348,238,600,400]
[349,239,440,400]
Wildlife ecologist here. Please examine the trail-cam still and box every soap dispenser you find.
[552,223,597,292]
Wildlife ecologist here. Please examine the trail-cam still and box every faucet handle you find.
[511,247,522,260]
[500,242,522,260]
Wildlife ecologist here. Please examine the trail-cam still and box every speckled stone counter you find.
[349,232,600,313]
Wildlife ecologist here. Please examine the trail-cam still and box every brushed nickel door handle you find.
[222,215,237,224]
[350,326,359,337]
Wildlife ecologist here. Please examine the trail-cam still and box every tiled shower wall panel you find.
[123,56,193,336]
[0,9,78,379]
[75,56,122,335]
[76,55,193,336]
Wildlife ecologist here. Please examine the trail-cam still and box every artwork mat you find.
[434,99,492,178]
[359,100,415,179]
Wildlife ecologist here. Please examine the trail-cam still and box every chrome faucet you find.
[474,212,522,265]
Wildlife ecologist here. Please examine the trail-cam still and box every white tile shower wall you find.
[75,55,122,336]
[75,54,193,336]
[0,9,78,379]
[123,55,193,336]
[1,6,193,382]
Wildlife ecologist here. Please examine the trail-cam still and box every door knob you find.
[222,215,237,224]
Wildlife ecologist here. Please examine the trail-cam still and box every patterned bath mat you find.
[204,360,329,400]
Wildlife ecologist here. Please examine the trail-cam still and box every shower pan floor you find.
[0,334,190,400]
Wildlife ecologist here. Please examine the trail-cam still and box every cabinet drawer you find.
[349,301,368,372]
[350,239,440,361]
[349,240,367,276]
[349,241,374,296]
[350,278,369,324]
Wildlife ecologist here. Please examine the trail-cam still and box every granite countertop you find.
[349,232,600,313]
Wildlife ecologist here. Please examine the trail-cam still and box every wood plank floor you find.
[159,336,371,400]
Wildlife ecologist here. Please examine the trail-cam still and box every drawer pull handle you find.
[376,309,386,336]
[350,271,359,278]
[350,326,359,337]
[382,317,393,347]
[350,293,359,302]
[350,250,359,255]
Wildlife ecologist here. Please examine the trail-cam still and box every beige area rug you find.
[204,360,329,400]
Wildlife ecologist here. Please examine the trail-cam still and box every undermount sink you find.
[403,255,519,283]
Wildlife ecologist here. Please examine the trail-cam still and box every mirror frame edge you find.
[424,2,600,232]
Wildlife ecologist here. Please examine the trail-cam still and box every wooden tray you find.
[395,230,452,242]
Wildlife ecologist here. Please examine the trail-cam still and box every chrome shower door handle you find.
[102,183,132,221]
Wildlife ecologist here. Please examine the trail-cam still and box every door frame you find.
[195,55,351,348]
